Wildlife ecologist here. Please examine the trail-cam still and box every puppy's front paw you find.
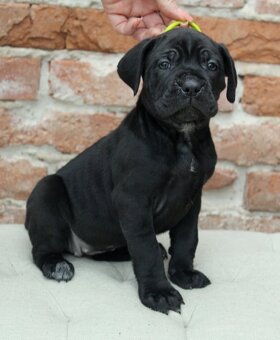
[139,280,184,314]
[169,269,211,290]
[42,260,74,282]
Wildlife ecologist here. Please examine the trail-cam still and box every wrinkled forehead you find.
[151,28,220,58]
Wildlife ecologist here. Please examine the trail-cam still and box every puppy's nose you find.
[181,78,204,96]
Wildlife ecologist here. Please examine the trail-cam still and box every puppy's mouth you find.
[163,105,210,133]
[152,83,218,129]
[170,106,206,124]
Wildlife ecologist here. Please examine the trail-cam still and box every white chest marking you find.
[190,157,199,173]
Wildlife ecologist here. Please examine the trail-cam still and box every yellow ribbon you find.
[164,20,202,33]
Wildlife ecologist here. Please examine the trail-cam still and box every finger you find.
[142,12,165,28]
[156,0,193,22]
[160,14,174,26]
[108,14,145,36]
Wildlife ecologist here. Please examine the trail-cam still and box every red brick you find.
[0,4,134,52]
[245,172,280,212]
[204,168,237,190]
[0,159,47,200]
[65,8,134,52]
[0,58,40,100]
[199,213,280,233]
[0,109,14,146]
[49,59,136,107]
[218,86,234,113]
[0,201,25,224]
[27,5,69,49]
[256,0,280,15]
[50,112,123,153]
[0,4,29,39]
[197,16,280,64]
[242,76,280,117]
[0,4,69,49]
[0,110,123,154]
[212,121,280,166]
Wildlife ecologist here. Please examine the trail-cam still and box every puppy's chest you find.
[173,137,214,182]
[160,156,202,204]
[167,145,205,198]
[153,140,215,230]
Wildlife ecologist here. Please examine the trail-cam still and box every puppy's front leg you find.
[168,193,211,289]
[113,192,183,314]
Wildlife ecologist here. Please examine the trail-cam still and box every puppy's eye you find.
[159,61,171,70]
[168,51,176,59]
[207,62,218,71]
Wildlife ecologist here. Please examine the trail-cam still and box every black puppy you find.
[25,28,237,314]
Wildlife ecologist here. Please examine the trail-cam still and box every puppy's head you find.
[118,28,237,131]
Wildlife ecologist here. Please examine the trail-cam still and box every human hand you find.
[102,0,193,40]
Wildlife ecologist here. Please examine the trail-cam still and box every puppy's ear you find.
[117,38,155,95]
[219,44,237,103]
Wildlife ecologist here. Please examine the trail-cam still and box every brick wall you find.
[0,0,279,232]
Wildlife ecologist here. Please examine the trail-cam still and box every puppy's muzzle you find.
[176,76,205,97]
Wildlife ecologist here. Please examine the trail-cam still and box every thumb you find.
[156,0,193,22]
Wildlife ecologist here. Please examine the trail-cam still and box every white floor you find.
[1,225,280,340]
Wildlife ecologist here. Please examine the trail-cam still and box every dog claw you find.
[140,281,184,314]
[169,269,211,290]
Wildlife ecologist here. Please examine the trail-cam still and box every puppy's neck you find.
[180,119,210,141]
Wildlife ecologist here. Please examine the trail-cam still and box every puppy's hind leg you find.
[25,174,74,282]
